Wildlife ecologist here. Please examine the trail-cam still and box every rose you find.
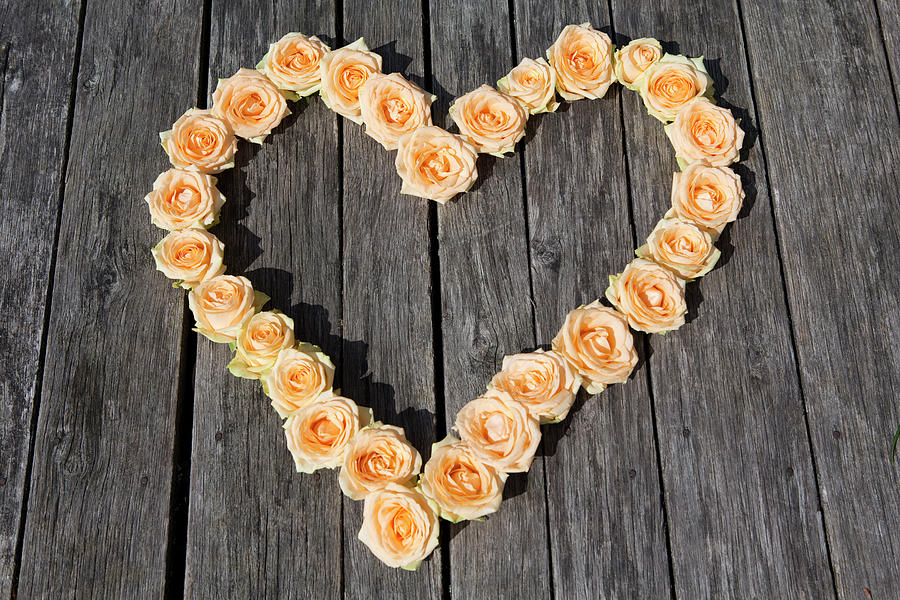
[454,388,541,473]
[497,57,559,114]
[395,125,478,203]
[489,349,581,422]
[159,108,236,174]
[283,393,371,473]
[639,54,713,122]
[614,37,662,90]
[449,85,528,156]
[227,310,295,379]
[550,301,638,393]
[606,259,687,334]
[151,228,225,289]
[670,163,744,233]
[338,422,422,500]
[188,275,268,343]
[636,217,721,280]
[145,169,225,231]
[358,483,439,570]
[546,23,615,101]
[664,98,744,167]
[262,343,335,418]
[212,67,292,143]
[319,38,383,124]
[418,435,506,522]
[359,72,435,150]
[257,32,330,96]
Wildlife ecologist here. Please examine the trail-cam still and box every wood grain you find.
[0,0,81,595]
[876,0,900,105]
[512,2,673,598]
[740,0,900,596]
[14,0,201,597]
[184,2,343,599]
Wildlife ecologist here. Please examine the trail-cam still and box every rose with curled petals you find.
[257,32,330,96]
[614,37,662,90]
[670,163,744,233]
[359,72,435,150]
[262,343,335,418]
[546,23,615,101]
[212,68,292,143]
[145,169,225,231]
[188,275,268,343]
[636,217,721,280]
[151,228,225,288]
[284,394,371,473]
[339,422,422,500]
[606,259,687,334]
[489,350,581,423]
[319,38,383,123]
[160,108,236,174]
[358,483,439,570]
[227,310,295,379]
[395,125,478,203]
[454,388,541,473]
[665,98,744,167]
[497,57,559,114]
[449,84,528,156]
[639,54,713,122]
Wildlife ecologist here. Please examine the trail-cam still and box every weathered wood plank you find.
[184,2,343,599]
[340,1,443,597]
[740,0,900,596]
[877,0,900,105]
[0,0,82,595]
[512,3,673,598]
[428,1,551,598]
[14,1,202,597]
[608,1,837,597]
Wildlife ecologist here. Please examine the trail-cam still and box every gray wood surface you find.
[877,0,900,105]
[0,0,81,595]
[184,2,343,599]
[740,0,900,597]
[13,0,202,597]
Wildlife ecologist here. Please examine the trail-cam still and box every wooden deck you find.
[1,0,899,597]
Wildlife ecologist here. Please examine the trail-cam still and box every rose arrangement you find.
[144,25,745,569]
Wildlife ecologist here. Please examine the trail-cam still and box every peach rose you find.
[227,310,295,379]
[395,125,478,203]
[670,163,744,233]
[454,388,541,473]
[212,68,291,143]
[188,275,268,343]
[636,217,721,280]
[262,343,335,418]
[551,301,638,393]
[449,85,528,156]
[159,108,236,174]
[151,228,225,289]
[489,350,581,423]
[664,98,744,167]
[358,483,439,570]
[339,422,422,500]
[283,393,371,473]
[606,259,687,334]
[257,32,330,96]
[145,169,225,231]
[614,37,662,90]
[497,57,559,114]
[639,54,713,122]
[319,38,383,124]
[418,435,506,522]
[546,23,615,101]
[359,72,435,150]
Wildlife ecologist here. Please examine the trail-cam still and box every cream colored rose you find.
[489,350,581,423]
[262,343,335,418]
[639,54,713,122]
[606,259,687,334]
[449,85,528,156]
[227,310,295,379]
[395,125,478,203]
[454,388,541,473]
[160,108,236,174]
[614,37,662,90]
[212,68,292,143]
[670,163,744,233]
[319,38,383,124]
[664,98,744,167]
[188,275,267,343]
[546,23,614,101]
[257,32,330,96]
[145,169,225,231]
[497,57,559,114]
[636,217,721,280]
[358,482,439,570]
[359,73,435,150]
[151,228,225,289]
[339,422,422,500]
[551,301,638,393]
[283,393,371,473]
[418,435,506,522]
